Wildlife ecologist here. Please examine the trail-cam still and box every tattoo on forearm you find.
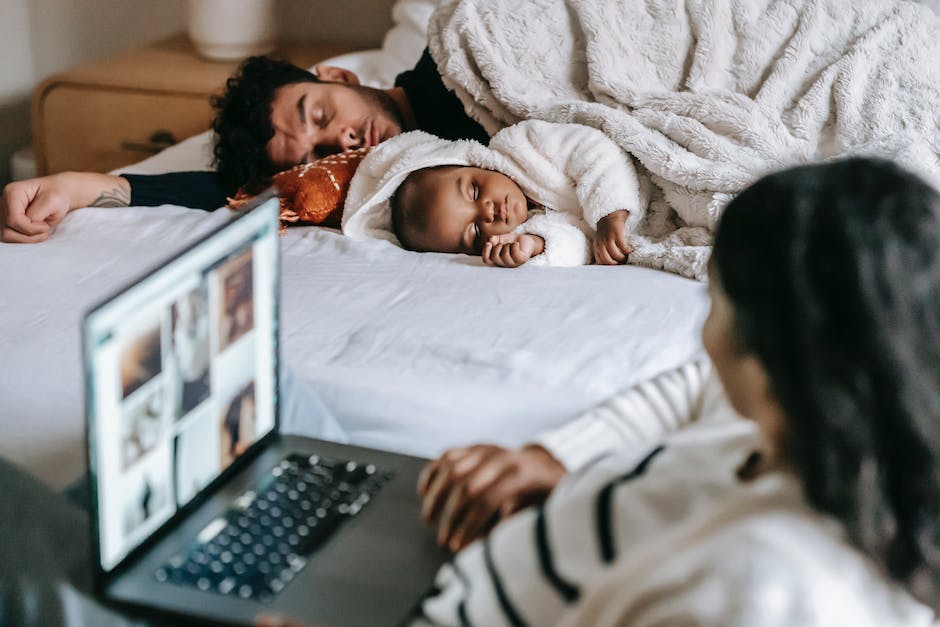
[90,187,130,208]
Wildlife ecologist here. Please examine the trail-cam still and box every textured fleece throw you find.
[428,0,940,279]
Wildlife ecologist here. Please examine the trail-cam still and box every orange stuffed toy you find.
[228,146,371,231]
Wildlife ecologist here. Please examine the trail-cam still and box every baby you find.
[391,165,631,267]
[343,119,649,268]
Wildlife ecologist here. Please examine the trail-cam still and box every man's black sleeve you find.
[395,48,490,144]
[120,171,234,211]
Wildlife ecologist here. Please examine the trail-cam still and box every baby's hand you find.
[482,233,545,267]
[593,210,633,265]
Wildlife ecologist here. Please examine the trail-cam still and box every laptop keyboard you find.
[154,453,391,602]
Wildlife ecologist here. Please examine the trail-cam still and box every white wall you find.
[0,0,394,187]
[277,0,393,46]
[0,0,44,188]
[0,0,188,186]
[27,0,187,80]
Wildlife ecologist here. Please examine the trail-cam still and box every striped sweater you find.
[413,364,935,626]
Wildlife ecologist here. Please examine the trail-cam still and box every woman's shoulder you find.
[671,504,934,627]
[558,476,935,627]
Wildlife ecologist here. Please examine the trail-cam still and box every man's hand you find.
[1,172,130,243]
[417,444,566,552]
[482,232,545,267]
[1,177,70,243]
[593,209,633,265]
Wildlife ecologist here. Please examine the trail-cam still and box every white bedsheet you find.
[0,207,705,488]
[0,46,706,489]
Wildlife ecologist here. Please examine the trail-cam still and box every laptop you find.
[82,194,447,626]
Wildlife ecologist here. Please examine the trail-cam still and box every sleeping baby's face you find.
[394,166,529,255]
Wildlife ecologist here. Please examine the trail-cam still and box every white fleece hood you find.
[342,130,519,245]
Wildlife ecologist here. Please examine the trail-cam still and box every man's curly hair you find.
[211,56,321,191]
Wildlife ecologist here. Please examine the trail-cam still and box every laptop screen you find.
[84,199,279,573]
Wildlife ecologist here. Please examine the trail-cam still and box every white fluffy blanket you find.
[428,0,940,278]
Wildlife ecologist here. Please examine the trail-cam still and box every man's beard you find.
[350,84,404,129]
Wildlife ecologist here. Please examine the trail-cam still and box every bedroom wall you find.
[278,0,394,46]
[0,0,36,188]
[0,0,187,187]
[0,0,394,188]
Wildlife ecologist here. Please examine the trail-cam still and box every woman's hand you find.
[255,615,311,627]
[593,210,633,265]
[482,233,545,267]
[417,444,566,552]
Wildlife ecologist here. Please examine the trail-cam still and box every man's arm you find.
[1,172,130,243]
[1,170,232,243]
[120,171,231,210]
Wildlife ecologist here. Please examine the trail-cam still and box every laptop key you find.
[156,453,386,601]
[280,567,296,584]
[218,577,236,595]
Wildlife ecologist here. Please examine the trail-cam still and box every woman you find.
[413,158,940,625]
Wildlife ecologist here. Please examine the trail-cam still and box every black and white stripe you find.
[534,505,580,602]
[483,536,528,627]
[596,445,665,563]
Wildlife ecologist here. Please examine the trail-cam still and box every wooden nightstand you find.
[32,35,357,175]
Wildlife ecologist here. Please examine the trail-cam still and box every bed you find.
[0,1,706,490]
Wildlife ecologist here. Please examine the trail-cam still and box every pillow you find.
[228,147,372,230]
[381,0,439,70]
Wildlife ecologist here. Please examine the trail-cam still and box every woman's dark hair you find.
[713,157,940,608]
[211,56,321,191]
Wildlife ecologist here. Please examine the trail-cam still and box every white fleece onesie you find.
[342,119,650,267]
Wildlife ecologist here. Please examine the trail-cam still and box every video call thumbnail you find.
[170,283,212,418]
[217,248,254,353]
[97,243,274,569]
[120,324,162,399]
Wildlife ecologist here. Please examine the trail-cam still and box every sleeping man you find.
[4,0,940,271]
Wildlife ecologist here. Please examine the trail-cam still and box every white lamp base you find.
[188,0,278,61]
